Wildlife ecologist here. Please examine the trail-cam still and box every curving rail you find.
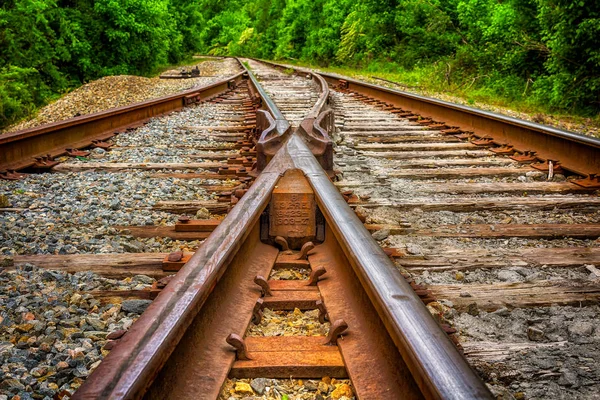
[253,58,600,181]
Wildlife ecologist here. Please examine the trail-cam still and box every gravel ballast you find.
[3,58,241,134]
[0,265,152,399]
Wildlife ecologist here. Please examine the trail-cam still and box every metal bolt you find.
[307,266,326,286]
[316,300,329,323]
[251,298,264,325]
[297,242,315,260]
[167,251,183,262]
[274,236,290,251]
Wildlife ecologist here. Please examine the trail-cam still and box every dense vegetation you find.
[198,0,599,116]
[0,0,204,128]
[1,1,599,129]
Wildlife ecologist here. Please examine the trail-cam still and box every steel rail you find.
[242,59,492,399]
[286,134,493,400]
[248,58,335,172]
[244,63,291,139]
[71,144,292,400]
[72,59,294,400]
[240,60,292,170]
[318,72,600,176]
[243,61,286,123]
[0,61,246,173]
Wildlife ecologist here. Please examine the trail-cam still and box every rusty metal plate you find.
[230,336,347,379]
[269,169,316,249]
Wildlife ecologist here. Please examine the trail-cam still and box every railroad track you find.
[0,58,599,400]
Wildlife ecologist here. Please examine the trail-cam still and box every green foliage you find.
[195,0,599,116]
[0,0,208,129]
[532,0,600,112]
[0,66,47,125]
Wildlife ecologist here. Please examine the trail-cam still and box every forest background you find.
[1,0,598,130]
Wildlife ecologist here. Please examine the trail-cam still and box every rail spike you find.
[226,333,252,360]
[307,266,326,286]
[324,319,349,346]
[253,275,272,297]
[251,298,264,325]
[297,241,315,260]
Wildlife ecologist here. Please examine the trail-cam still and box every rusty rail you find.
[253,58,600,178]
[286,134,492,399]
[73,59,492,400]
[242,61,292,170]
[297,73,335,172]
[249,59,334,173]
[0,62,246,174]
[71,153,287,399]
[72,61,294,400]
[319,72,600,176]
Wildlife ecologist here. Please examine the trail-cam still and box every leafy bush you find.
[0,0,208,130]
[195,0,599,116]
[0,66,48,126]
[1,0,598,130]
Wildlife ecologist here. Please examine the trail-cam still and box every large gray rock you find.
[371,229,390,241]
[568,322,594,337]
[250,378,268,395]
[497,270,523,282]
[121,299,152,314]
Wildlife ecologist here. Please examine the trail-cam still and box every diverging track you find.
[2,58,599,400]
